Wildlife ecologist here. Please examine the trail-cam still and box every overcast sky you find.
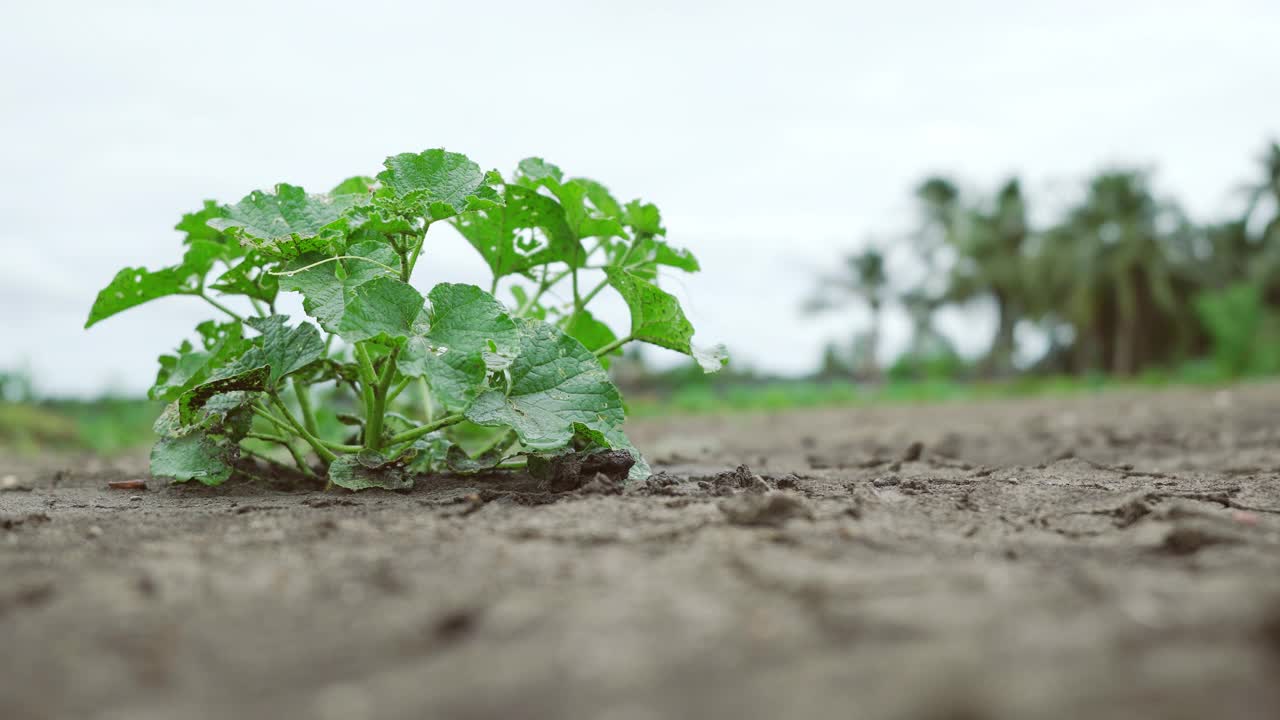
[3,0,1278,395]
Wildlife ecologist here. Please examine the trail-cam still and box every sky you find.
[2,0,1278,395]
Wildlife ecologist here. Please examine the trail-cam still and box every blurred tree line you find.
[807,141,1280,381]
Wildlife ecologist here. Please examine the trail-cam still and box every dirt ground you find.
[3,383,1280,720]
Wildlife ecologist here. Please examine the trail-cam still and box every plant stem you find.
[267,255,399,278]
[246,432,318,478]
[594,334,633,358]
[198,293,246,323]
[418,378,434,423]
[248,297,269,317]
[354,343,378,443]
[292,380,319,436]
[252,404,293,433]
[270,394,338,464]
[240,444,315,479]
[255,402,360,453]
[405,225,429,279]
[386,413,466,446]
[247,431,291,444]
[580,277,610,307]
[386,376,412,405]
[363,345,401,452]
[571,258,582,316]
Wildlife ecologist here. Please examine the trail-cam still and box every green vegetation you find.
[811,141,1280,381]
[80,150,722,488]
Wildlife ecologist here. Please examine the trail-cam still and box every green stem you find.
[247,431,291,444]
[405,225,429,279]
[386,376,412,406]
[253,403,360,454]
[267,255,399,278]
[354,344,378,386]
[292,380,319,436]
[283,442,318,478]
[594,334,633,358]
[580,277,610,307]
[363,346,401,452]
[248,297,269,317]
[198,293,246,324]
[571,259,582,315]
[246,432,318,478]
[270,394,338,464]
[354,344,378,442]
[240,445,315,479]
[386,413,466,446]
[418,378,435,424]
[252,404,293,433]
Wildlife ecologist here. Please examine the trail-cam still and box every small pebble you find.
[130,496,144,503]
[87,526,103,538]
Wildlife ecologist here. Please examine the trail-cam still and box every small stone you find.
[87,525,103,538]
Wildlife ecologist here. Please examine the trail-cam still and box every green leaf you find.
[85,240,226,328]
[653,243,699,273]
[408,435,452,474]
[376,149,501,221]
[149,390,255,487]
[277,242,424,343]
[563,309,619,367]
[224,315,324,389]
[209,183,361,259]
[397,284,519,412]
[150,321,249,402]
[577,179,623,221]
[453,184,581,278]
[623,200,665,236]
[603,269,724,373]
[209,251,279,303]
[176,200,234,249]
[513,160,625,241]
[445,440,510,472]
[604,268,695,353]
[150,432,236,486]
[328,451,414,491]
[178,365,270,425]
[331,176,376,196]
[464,319,629,452]
[515,157,564,185]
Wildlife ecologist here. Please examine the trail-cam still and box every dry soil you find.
[3,383,1280,720]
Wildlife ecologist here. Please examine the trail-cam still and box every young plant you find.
[86,150,725,490]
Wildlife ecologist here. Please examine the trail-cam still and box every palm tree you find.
[805,245,889,377]
[1041,171,1196,374]
[898,287,958,371]
[939,179,1031,375]
[1243,142,1280,301]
